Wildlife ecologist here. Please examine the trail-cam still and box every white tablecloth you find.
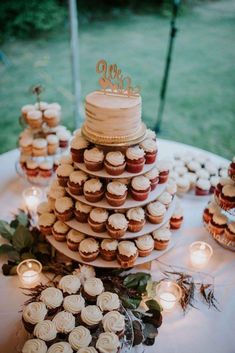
[0,139,234,353]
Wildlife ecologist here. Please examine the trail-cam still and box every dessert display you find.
[203,156,235,250]
[17,88,71,185]
[21,273,130,353]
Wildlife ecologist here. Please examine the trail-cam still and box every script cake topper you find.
[96,59,140,97]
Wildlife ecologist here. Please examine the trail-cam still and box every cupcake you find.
[22,339,47,353]
[84,178,104,202]
[196,169,210,180]
[27,110,43,129]
[20,137,33,155]
[79,238,99,262]
[185,172,197,189]
[48,102,61,111]
[40,287,63,314]
[135,234,154,257]
[25,160,39,177]
[38,212,56,235]
[77,348,98,353]
[19,154,29,170]
[219,185,235,210]
[56,164,74,187]
[130,175,151,201]
[47,184,66,209]
[156,161,170,184]
[96,332,120,353]
[204,161,218,176]
[43,109,60,127]
[228,157,235,181]
[157,191,173,209]
[174,166,187,176]
[117,241,138,268]
[145,167,159,190]
[22,302,48,333]
[67,229,86,251]
[203,200,220,224]
[37,201,53,216]
[58,275,81,295]
[126,146,145,173]
[74,201,92,223]
[195,178,211,196]
[166,179,177,195]
[60,154,73,165]
[32,138,48,157]
[21,104,35,120]
[97,292,120,312]
[39,161,53,178]
[187,160,201,173]
[126,207,145,232]
[170,206,184,229]
[105,181,127,207]
[104,151,126,175]
[52,220,70,242]
[106,213,128,239]
[55,197,74,222]
[102,311,125,337]
[67,170,88,195]
[214,177,234,199]
[80,305,103,329]
[146,201,166,224]
[176,176,190,195]
[47,134,59,155]
[152,227,171,250]
[100,239,118,261]
[209,176,219,194]
[48,342,73,353]
[35,101,48,112]
[208,213,227,235]
[84,147,104,171]
[70,136,89,163]
[88,208,109,232]
[52,311,75,334]
[225,222,235,242]
[145,128,156,140]
[58,130,71,149]
[140,138,158,164]
[33,320,57,344]
[69,326,92,350]
[83,277,104,302]
[63,294,85,314]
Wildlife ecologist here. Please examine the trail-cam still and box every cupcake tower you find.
[203,156,235,250]
[18,97,71,185]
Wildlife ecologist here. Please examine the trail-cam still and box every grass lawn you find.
[0,0,234,158]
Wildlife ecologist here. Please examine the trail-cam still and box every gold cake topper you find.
[96,59,140,97]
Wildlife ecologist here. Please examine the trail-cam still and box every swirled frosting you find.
[84,277,104,296]
[22,339,47,353]
[76,265,96,285]
[47,342,73,353]
[77,348,98,353]
[102,311,125,333]
[97,292,120,311]
[58,275,81,294]
[135,234,154,251]
[55,197,73,213]
[81,305,103,326]
[79,238,99,253]
[100,239,118,252]
[40,287,63,309]
[107,213,128,230]
[105,151,125,166]
[131,176,150,191]
[147,201,166,216]
[23,302,47,325]
[68,326,92,350]
[63,294,85,314]
[145,167,159,180]
[90,208,108,223]
[140,138,157,152]
[75,201,92,214]
[146,129,156,140]
[126,146,145,160]
[107,181,127,196]
[33,320,57,341]
[118,241,137,257]
[126,207,145,221]
[84,147,104,163]
[69,171,88,185]
[84,178,103,193]
[71,136,89,149]
[157,191,172,205]
[96,332,120,353]
[52,311,75,333]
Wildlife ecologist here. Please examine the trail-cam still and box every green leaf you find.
[0,244,14,255]
[145,299,162,312]
[12,225,33,252]
[0,220,14,241]
[8,251,20,262]
[121,296,141,309]
[123,273,151,292]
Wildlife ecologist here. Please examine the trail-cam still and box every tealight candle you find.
[23,187,42,213]
[155,280,182,312]
[17,259,42,288]
[189,241,213,269]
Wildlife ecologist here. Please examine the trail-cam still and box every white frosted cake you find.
[82,91,146,145]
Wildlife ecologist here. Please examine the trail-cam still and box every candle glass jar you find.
[17,259,42,288]
[189,241,213,269]
[155,280,182,312]
[22,186,42,213]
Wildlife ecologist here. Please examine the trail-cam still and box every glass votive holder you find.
[17,259,42,288]
[189,241,213,269]
[22,187,42,213]
[155,280,182,312]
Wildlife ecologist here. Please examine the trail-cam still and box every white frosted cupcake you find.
[88,208,109,233]
[74,201,92,223]
[67,229,86,251]
[126,207,145,232]
[63,294,85,314]
[84,147,104,171]
[195,178,211,196]
[33,320,57,343]
[100,239,118,261]
[47,134,59,155]
[54,196,74,222]
[157,191,173,209]
[38,212,56,235]
[152,227,171,250]
[52,220,70,242]
[145,167,159,190]
[80,305,103,329]
[176,176,190,195]
[106,213,128,239]
[130,175,151,201]
[96,332,120,353]
[69,326,92,350]
[47,342,73,353]
[22,302,48,333]
[68,170,88,195]
[105,181,127,207]
[102,311,125,337]
[52,311,75,334]
[83,277,104,301]
[58,275,81,295]
[140,138,158,164]
[40,287,63,313]
[117,241,138,268]
[22,339,47,353]
[126,146,145,173]
[32,138,48,157]
[56,164,74,187]
[84,178,104,203]
[104,151,126,175]
[70,136,90,163]
[27,110,43,129]
[146,201,166,224]
[79,238,99,262]
[135,234,154,257]
[97,292,120,312]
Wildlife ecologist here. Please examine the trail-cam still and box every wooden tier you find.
[75,161,155,179]
[66,182,167,210]
[66,197,176,239]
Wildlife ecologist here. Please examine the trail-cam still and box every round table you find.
[0,139,234,353]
